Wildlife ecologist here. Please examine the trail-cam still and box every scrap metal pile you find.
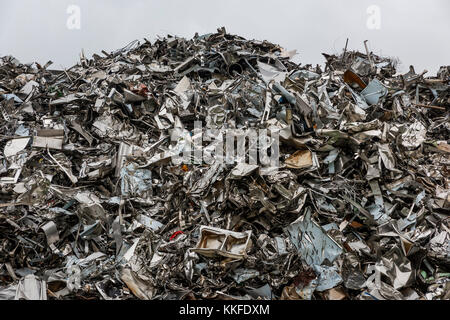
[0,28,449,300]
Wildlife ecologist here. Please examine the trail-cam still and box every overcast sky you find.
[1,0,449,74]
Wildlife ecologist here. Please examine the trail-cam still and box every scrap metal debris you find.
[0,28,449,300]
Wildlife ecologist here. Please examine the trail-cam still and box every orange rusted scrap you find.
[343,69,367,89]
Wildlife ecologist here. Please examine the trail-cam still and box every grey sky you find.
[1,0,449,74]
